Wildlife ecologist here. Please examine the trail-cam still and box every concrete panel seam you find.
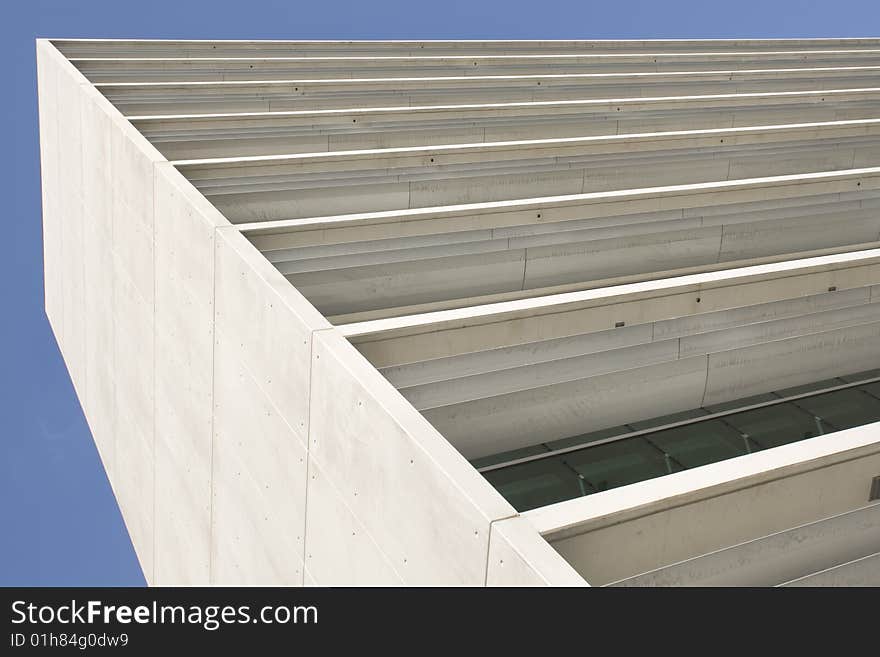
[300,454,310,587]
[483,513,522,586]
[319,331,516,522]
[76,80,89,426]
[151,162,158,586]
[301,324,335,586]
[303,325,388,585]
[698,353,711,408]
[299,326,336,584]
[208,226,219,584]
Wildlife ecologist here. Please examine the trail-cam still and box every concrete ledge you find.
[486,517,588,586]
[345,248,880,366]
[526,422,880,584]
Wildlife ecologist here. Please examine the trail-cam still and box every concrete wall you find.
[37,40,580,586]
[38,41,165,580]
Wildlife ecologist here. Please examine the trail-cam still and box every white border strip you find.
[340,247,880,337]
[525,421,880,539]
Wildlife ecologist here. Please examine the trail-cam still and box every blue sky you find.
[3,0,880,586]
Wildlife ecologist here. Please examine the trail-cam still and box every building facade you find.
[38,38,880,586]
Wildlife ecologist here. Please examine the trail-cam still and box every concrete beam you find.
[526,422,880,585]
[73,50,880,84]
[610,503,880,586]
[97,66,880,115]
[52,38,880,59]
[132,87,880,159]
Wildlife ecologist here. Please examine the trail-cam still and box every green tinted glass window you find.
[794,389,880,431]
[544,425,632,451]
[476,369,880,512]
[722,403,819,449]
[564,438,679,493]
[859,381,880,400]
[646,420,751,468]
[483,458,582,511]
[627,408,711,431]
[470,443,550,470]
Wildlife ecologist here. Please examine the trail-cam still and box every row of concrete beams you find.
[51,38,880,58]
[325,249,880,458]
[130,87,880,159]
[260,194,880,318]
[76,40,880,478]
[175,118,880,217]
[230,167,880,319]
[127,40,880,468]
[238,165,880,241]
[95,67,880,115]
[337,246,880,350]
[389,290,880,459]
[71,50,880,83]
[382,293,880,411]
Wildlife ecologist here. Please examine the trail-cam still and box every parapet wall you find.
[36,39,583,586]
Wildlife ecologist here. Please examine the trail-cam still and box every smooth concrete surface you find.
[55,44,88,407]
[37,44,59,337]
[610,503,880,586]
[153,164,227,584]
[303,455,405,585]
[211,326,310,585]
[80,86,117,482]
[210,227,328,585]
[39,39,566,586]
[308,330,518,584]
[38,41,166,580]
[782,551,880,586]
[486,517,588,586]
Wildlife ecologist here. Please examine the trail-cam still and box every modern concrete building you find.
[37,38,880,586]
